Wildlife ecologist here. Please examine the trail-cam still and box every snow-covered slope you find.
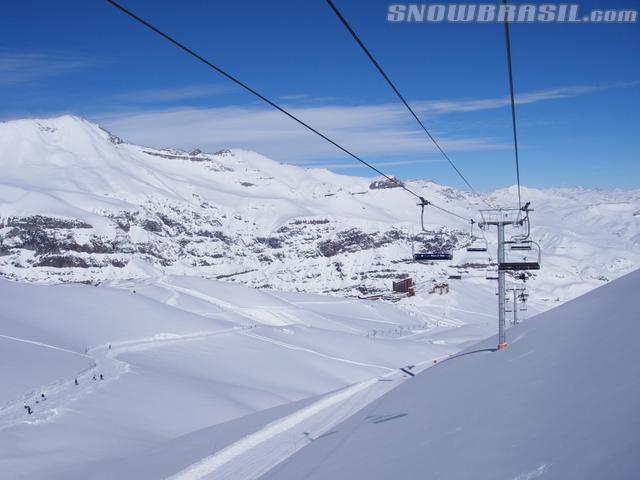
[0,274,463,478]
[1,115,639,307]
[260,268,640,480]
[1,115,638,479]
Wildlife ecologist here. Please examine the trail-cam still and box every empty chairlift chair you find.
[486,266,499,280]
[414,251,453,261]
[412,200,454,262]
[466,221,488,252]
[509,241,532,251]
[499,241,542,271]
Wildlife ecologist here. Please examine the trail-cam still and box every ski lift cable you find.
[501,0,523,211]
[106,0,473,223]
[325,0,494,209]
[419,199,473,228]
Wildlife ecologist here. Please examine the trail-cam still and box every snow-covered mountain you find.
[1,115,639,306]
[1,115,638,479]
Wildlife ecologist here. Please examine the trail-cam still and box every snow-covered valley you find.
[1,274,483,479]
[0,115,638,479]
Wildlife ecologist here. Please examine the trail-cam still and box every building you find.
[392,277,415,297]
[430,282,449,295]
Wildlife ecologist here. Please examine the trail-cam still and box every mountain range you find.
[1,115,638,306]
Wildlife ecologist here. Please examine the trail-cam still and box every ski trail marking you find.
[167,378,379,480]
[242,331,394,373]
[167,353,450,480]
[0,328,242,432]
[0,334,89,358]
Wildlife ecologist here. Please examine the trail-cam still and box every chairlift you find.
[485,265,499,280]
[509,241,532,251]
[499,262,540,271]
[499,240,541,271]
[412,198,454,262]
[414,252,453,261]
[466,220,488,252]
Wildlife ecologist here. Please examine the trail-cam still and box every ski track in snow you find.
[157,280,306,327]
[0,327,243,432]
[167,355,448,480]
[242,331,395,373]
[0,333,90,358]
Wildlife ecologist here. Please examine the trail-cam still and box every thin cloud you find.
[92,82,632,163]
[113,84,232,103]
[305,159,446,170]
[415,82,638,114]
[279,93,309,101]
[0,50,98,86]
[94,104,505,162]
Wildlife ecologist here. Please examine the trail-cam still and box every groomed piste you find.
[260,268,640,480]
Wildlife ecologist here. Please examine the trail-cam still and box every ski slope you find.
[1,115,638,479]
[260,268,640,480]
[0,275,480,479]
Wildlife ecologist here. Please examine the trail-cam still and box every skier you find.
[75,378,79,386]
[92,374,97,381]
[26,406,32,415]
[41,393,46,401]
[99,374,104,380]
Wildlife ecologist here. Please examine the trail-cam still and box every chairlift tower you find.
[508,286,528,325]
[478,205,538,350]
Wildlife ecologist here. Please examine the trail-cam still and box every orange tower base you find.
[496,342,508,350]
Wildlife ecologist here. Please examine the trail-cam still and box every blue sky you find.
[1,0,638,190]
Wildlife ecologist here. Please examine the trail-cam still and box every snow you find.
[0,115,638,479]
[1,115,638,310]
[0,275,456,478]
[260,268,640,480]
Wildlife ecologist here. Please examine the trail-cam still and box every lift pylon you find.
[478,204,538,350]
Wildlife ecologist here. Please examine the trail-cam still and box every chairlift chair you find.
[499,240,541,271]
[509,240,533,251]
[414,252,453,261]
[412,198,454,262]
[485,265,499,280]
[466,220,488,252]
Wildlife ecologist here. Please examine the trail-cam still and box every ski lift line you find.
[430,203,474,223]
[419,199,474,226]
[325,0,494,209]
[502,0,523,211]
[106,0,475,224]
[105,1,406,194]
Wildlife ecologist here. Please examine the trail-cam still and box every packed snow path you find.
[0,276,483,478]
[167,356,448,480]
[0,328,244,432]
[0,322,449,480]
